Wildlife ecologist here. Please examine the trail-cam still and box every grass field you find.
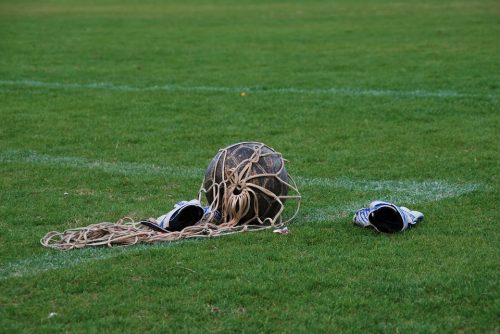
[0,0,499,332]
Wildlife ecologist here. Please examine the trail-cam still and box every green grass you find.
[0,0,499,332]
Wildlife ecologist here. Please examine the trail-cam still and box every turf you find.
[0,0,499,333]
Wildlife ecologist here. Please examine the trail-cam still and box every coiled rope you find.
[41,143,301,250]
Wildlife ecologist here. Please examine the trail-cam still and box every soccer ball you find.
[203,142,288,225]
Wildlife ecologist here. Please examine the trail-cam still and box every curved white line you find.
[0,79,497,99]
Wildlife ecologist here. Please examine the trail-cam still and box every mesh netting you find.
[41,142,301,250]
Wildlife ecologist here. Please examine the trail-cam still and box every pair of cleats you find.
[145,199,424,234]
[353,201,424,233]
[142,200,220,233]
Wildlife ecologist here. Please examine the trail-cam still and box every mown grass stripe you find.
[0,201,390,281]
[0,149,482,281]
[0,192,450,281]
[0,79,497,99]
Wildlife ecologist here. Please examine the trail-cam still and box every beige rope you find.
[40,218,284,250]
[41,142,301,250]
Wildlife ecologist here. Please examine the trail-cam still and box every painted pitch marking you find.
[0,241,186,281]
[1,79,498,99]
[0,149,481,203]
[0,149,203,178]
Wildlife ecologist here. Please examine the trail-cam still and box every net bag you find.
[200,142,298,227]
[41,142,300,250]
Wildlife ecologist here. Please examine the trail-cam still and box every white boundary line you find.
[0,149,481,201]
[296,176,480,204]
[0,241,188,281]
[1,79,498,99]
[0,149,203,178]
